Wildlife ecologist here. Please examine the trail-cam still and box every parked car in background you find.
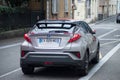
[20,19,100,76]
[116,13,120,23]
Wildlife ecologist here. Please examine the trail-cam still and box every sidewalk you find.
[90,15,116,25]
[0,15,116,40]
[0,28,30,40]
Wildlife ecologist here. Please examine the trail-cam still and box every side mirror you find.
[92,30,96,34]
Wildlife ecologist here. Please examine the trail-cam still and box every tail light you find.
[21,51,25,57]
[24,34,31,43]
[76,52,81,58]
[68,34,81,43]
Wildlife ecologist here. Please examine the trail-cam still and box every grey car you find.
[20,20,100,76]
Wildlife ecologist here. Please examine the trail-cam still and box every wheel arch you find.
[83,48,90,60]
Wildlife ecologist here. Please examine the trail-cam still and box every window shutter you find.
[64,0,68,12]
[52,0,59,14]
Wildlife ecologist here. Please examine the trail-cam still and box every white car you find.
[20,20,100,76]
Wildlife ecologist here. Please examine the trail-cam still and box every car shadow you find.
[34,67,81,78]
[23,63,97,80]
[22,67,82,80]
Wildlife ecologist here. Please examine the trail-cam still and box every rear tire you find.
[116,20,120,23]
[81,52,89,76]
[77,51,89,76]
[116,20,119,23]
[92,46,99,64]
[21,66,34,75]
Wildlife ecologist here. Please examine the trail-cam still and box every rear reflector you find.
[21,51,28,57]
[44,62,53,65]
[76,52,81,58]
[30,32,35,35]
[74,52,81,58]
[68,34,81,43]
[24,34,31,43]
[21,51,25,57]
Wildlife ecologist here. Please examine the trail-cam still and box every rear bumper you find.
[20,52,84,67]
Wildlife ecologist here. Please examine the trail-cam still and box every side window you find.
[83,22,93,33]
[73,26,79,32]
[72,22,79,32]
[79,23,88,33]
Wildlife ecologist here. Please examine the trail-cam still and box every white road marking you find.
[99,52,102,59]
[100,38,120,41]
[101,40,120,47]
[0,43,21,49]
[92,26,117,29]
[0,68,21,79]
[115,35,120,37]
[79,43,120,80]
[98,29,117,39]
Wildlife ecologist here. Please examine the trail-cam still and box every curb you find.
[95,15,116,24]
[89,15,116,26]
[0,28,30,40]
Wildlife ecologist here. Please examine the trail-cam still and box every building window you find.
[64,0,68,12]
[52,0,59,14]
[86,0,91,18]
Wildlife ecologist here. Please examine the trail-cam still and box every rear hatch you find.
[29,23,75,49]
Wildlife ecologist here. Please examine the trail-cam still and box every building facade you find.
[28,0,72,20]
[73,0,99,23]
[73,0,117,22]
[0,0,118,22]
[48,0,72,19]
[109,0,117,16]
[117,0,120,13]
[116,0,120,13]
[98,0,117,20]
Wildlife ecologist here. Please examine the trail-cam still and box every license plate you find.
[39,38,61,43]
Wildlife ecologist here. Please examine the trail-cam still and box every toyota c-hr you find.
[20,20,100,76]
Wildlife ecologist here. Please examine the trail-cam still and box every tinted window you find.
[36,23,75,29]
[78,22,88,33]
[81,22,93,33]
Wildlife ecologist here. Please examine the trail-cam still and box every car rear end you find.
[20,21,86,68]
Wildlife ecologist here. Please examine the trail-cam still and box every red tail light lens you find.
[24,34,31,43]
[68,34,81,43]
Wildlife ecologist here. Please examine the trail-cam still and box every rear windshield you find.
[36,23,75,29]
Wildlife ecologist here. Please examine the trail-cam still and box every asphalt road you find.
[0,16,120,80]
